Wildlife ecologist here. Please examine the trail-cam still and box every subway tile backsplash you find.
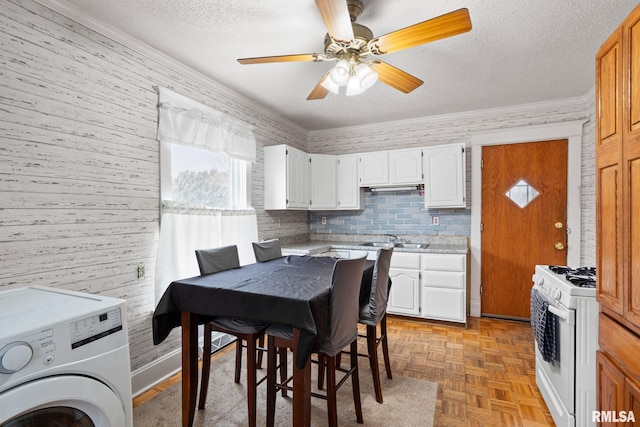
[309,189,470,236]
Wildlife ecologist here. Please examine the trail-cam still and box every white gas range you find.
[531,265,599,427]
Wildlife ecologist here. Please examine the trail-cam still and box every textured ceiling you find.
[62,0,638,131]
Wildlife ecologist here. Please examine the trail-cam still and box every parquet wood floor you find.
[134,316,554,426]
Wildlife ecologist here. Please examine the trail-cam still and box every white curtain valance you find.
[156,86,256,162]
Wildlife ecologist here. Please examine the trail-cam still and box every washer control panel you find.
[0,327,54,376]
[70,307,123,349]
[0,342,33,374]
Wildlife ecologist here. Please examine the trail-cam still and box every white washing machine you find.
[0,286,133,426]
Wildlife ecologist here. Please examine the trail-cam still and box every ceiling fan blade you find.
[315,0,355,43]
[238,54,321,65]
[370,8,471,55]
[307,71,331,100]
[368,61,423,93]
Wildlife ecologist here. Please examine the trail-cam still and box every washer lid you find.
[0,375,128,427]
[0,287,124,340]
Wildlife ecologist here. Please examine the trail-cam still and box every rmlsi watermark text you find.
[592,411,636,423]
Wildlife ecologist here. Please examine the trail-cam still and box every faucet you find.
[385,234,398,243]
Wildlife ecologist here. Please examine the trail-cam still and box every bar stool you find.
[357,247,394,403]
[252,238,283,262]
[195,245,268,427]
[265,256,367,427]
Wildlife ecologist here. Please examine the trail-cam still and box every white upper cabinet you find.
[287,147,310,209]
[336,155,362,209]
[266,146,362,211]
[264,145,309,210]
[423,143,466,208]
[389,148,423,184]
[358,152,389,186]
[310,154,337,209]
[358,149,424,187]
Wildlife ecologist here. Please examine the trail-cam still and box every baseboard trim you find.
[130,348,182,398]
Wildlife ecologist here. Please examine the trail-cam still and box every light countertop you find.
[281,240,468,255]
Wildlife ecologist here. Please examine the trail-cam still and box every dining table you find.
[152,255,376,427]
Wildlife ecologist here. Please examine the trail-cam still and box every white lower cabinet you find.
[387,251,467,324]
[388,252,421,316]
[388,269,421,316]
[421,254,466,323]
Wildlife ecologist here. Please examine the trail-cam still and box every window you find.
[505,179,540,209]
[154,86,258,304]
[161,143,250,209]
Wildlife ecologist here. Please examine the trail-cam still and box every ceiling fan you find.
[237,0,472,100]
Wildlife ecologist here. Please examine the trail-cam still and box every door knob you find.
[555,242,565,250]
[555,222,564,229]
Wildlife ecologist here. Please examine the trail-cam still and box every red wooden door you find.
[481,140,568,318]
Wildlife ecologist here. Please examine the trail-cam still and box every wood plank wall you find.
[0,0,597,376]
[0,0,308,370]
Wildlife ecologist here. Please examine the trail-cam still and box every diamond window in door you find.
[505,179,539,208]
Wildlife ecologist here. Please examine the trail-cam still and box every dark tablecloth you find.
[153,255,374,368]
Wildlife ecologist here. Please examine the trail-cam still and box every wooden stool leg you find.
[350,340,363,423]
[278,347,288,397]
[326,355,338,427]
[381,316,392,379]
[317,353,326,390]
[266,335,277,427]
[234,338,243,383]
[246,337,257,427]
[257,333,265,369]
[198,324,212,409]
[367,324,383,403]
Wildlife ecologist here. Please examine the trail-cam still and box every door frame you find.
[469,121,586,317]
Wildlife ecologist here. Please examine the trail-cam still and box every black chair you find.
[252,238,283,262]
[265,256,367,427]
[195,245,268,427]
[357,246,394,403]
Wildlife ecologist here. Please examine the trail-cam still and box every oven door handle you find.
[548,304,575,325]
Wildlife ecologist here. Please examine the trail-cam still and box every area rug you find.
[134,350,437,426]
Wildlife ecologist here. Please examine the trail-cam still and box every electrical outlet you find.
[321,217,327,225]
[136,264,145,280]
[432,216,440,226]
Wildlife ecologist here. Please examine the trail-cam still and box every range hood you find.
[368,184,423,193]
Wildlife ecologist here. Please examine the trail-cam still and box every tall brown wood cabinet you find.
[596,3,640,421]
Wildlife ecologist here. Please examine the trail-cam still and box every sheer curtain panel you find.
[154,87,258,304]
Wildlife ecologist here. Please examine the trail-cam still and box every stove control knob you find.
[554,289,562,301]
[0,341,33,374]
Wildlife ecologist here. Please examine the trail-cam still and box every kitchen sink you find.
[359,242,429,249]
[394,243,429,249]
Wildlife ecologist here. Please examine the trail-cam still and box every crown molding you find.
[308,90,594,139]
[33,0,308,137]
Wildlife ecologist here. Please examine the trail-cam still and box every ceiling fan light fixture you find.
[320,75,340,94]
[329,59,350,85]
[355,63,378,90]
[345,75,365,96]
